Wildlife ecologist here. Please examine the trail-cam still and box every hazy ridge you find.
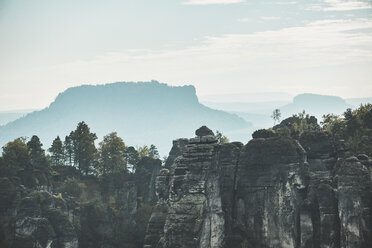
[0,81,249,155]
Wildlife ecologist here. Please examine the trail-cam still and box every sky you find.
[0,0,372,110]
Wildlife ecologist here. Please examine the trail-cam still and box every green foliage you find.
[64,132,74,166]
[322,104,372,155]
[49,136,64,166]
[27,135,48,170]
[98,132,127,175]
[71,122,97,175]
[58,178,86,197]
[137,144,160,160]
[216,130,229,144]
[149,144,159,159]
[137,145,150,159]
[274,110,319,138]
[1,137,29,176]
[126,146,139,172]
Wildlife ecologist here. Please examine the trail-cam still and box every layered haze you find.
[1,0,372,111]
[0,81,250,155]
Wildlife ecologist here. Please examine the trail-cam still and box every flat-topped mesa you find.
[190,125,217,144]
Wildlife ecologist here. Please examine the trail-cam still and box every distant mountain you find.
[202,93,371,129]
[0,109,37,126]
[201,101,289,114]
[199,92,293,103]
[345,97,372,107]
[0,81,249,155]
[279,93,353,120]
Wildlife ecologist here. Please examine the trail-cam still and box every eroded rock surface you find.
[145,127,372,248]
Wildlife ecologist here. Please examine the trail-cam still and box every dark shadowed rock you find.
[357,154,369,161]
[195,125,214,137]
[145,128,372,248]
[251,128,276,139]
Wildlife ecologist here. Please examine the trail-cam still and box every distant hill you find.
[279,93,353,120]
[201,101,290,114]
[202,93,371,129]
[345,97,372,107]
[0,81,249,155]
[0,109,37,126]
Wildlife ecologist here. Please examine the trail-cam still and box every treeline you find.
[321,104,372,156]
[0,121,160,177]
[257,104,372,156]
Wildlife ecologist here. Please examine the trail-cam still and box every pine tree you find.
[64,132,74,166]
[27,135,48,170]
[49,136,64,166]
[126,146,139,172]
[71,122,97,175]
[149,144,159,159]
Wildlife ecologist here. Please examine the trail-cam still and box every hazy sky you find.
[0,0,372,110]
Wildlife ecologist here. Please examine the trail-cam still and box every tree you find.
[271,109,281,125]
[64,132,74,166]
[216,130,229,144]
[71,121,97,175]
[138,145,150,159]
[27,135,48,170]
[126,146,139,172]
[1,137,29,176]
[149,144,159,159]
[98,132,127,175]
[49,136,64,166]
[321,104,372,156]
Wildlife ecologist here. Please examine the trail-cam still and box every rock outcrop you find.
[144,127,372,248]
[0,178,78,248]
[1,126,371,248]
[0,156,162,248]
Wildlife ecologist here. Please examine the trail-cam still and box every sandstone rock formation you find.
[1,126,371,248]
[144,127,372,248]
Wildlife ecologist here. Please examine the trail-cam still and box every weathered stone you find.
[337,160,372,248]
[145,128,372,248]
[357,154,369,161]
[252,128,277,139]
[195,125,214,137]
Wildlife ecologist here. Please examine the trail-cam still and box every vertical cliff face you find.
[144,127,372,248]
[233,137,307,248]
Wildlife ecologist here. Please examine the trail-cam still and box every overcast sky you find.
[0,0,372,110]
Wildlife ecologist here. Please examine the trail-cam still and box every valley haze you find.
[1,81,370,156]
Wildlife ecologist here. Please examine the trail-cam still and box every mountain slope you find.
[0,81,249,155]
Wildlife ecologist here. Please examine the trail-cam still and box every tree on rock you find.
[49,136,64,166]
[126,146,139,172]
[149,144,159,159]
[1,137,29,176]
[138,145,150,159]
[216,130,229,144]
[98,132,127,175]
[271,109,281,125]
[27,135,48,170]
[71,121,97,175]
[64,132,74,166]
